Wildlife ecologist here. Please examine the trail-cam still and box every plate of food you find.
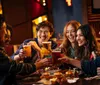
[67,78,79,83]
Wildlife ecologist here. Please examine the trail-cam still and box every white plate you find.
[67,78,79,83]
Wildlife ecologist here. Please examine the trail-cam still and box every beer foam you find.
[42,41,51,44]
[52,50,61,52]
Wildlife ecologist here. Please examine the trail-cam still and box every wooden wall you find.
[2,0,33,44]
[82,0,100,39]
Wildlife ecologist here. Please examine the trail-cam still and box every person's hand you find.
[19,49,26,59]
[27,41,41,52]
[27,41,43,58]
[58,57,70,64]
[35,58,52,70]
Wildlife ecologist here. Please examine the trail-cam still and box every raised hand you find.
[27,41,41,52]
[35,58,52,69]
[19,49,26,59]
[27,41,43,58]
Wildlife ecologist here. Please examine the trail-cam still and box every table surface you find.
[17,75,100,85]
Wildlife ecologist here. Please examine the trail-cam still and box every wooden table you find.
[17,76,100,85]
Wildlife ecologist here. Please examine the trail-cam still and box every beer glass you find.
[41,41,52,57]
[42,41,51,50]
[52,50,62,65]
[23,45,31,57]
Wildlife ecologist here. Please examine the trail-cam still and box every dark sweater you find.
[0,47,36,85]
[11,38,57,63]
[81,57,100,77]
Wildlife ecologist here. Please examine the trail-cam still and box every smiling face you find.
[37,26,52,45]
[66,25,76,44]
[76,29,87,46]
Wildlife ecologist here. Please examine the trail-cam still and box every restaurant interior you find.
[0,0,100,85]
[0,0,100,56]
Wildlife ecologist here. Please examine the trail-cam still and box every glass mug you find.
[42,41,51,50]
[41,41,52,57]
[23,45,31,57]
[52,50,62,65]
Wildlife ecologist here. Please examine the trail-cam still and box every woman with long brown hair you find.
[59,24,100,77]
[61,20,81,59]
[59,20,81,70]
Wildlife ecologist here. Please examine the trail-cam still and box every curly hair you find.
[36,21,54,35]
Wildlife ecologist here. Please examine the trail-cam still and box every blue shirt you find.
[11,38,57,63]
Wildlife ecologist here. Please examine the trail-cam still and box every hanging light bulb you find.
[43,0,45,3]
[43,2,46,6]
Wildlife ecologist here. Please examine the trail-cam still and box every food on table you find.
[40,72,51,79]
[54,72,63,78]
[65,70,74,78]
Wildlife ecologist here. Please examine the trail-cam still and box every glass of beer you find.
[41,41,52,57]
[52,50,62,65]
[42,41,51,50]
[23,45,31,57]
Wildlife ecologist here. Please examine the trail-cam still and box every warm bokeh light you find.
[38,17,42,23]
[43,0,45,3]
[32,15,47,38]
[0,2,3,14]
[43,2,46,6]
[66,0,72,6]
[44,17,47,21]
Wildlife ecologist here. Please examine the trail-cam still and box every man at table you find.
[0,14,52,85]
[11,21,57,63]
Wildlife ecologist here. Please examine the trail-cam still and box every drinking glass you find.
[23,45,31,57]
[42,41,51,50]
[41,41,52,58]
[52,50,62,65]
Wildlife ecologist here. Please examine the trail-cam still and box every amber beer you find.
[42,41,52,56]
[23,45,31,57]
[52,50,62,65]
[42,41,51,50]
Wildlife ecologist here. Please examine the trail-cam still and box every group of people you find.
[0,14,52,85]
[59,21,100,77]
[0,13,100,85]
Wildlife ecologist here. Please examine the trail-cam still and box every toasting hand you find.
[58,57,70,64]
[35,58,52,69]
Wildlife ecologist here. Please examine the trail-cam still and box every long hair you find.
[76,24,99,60]
[61,20,81,56]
